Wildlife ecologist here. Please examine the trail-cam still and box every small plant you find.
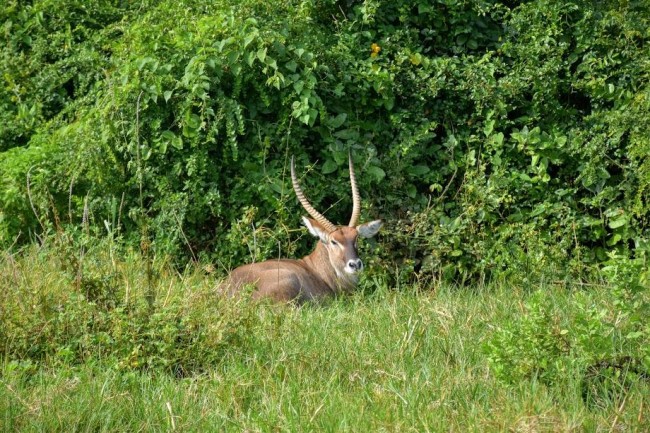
[0,241,273,376]
[486,246,650,405]
[485,291,571,385]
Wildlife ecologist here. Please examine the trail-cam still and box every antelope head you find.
[291,155,383,288]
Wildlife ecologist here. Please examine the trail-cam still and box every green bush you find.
[485,291,572,385]
[0,0,136,151]
[0,241,272,375]
[1,0,649,285]
[486,252,650,404]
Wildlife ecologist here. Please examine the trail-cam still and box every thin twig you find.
[436,131,458,204]
[136,91,144,212]
[551,280,609,288]
[173,212,197,263]
[1,380,35,413]
[68,175,76,224]
[436,167,458,204]
[76,194,89,290]
[165,401,176,431]
[4,232,22,286]
[135,91,154,309]
[609,391,628,433]
[638,399,644,424]
[117,191,125,235]
[250,222,257,263]
[82,193,90,235]
[26,167,45,232]
[48,190,62,234]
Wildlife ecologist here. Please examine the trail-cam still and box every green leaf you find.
[367,165,385,182]
[607,233,622,246]
[407,165,430,176]
[608,217,627,229]
[245,50,255,67]
[227,51,240,64]
[185,113,201,128]
[484,119,495,137]
[161,130,175,140]
[285,60,298,72]
[268,179,286,194]
[407,184,417,198]
[161,130,183,151]
[257,47,267,63]
[322,159,338,174]
[491,132,504,145]
[266,76,281,90]
[333,129,359,140]
[182,113,201,138]
[626,331,644,340]
[171,135,183,150]
[264,56,277,70]
[328,113,347,129]
[530,204,547,217]
[307,108,318,126]
[243,32,256,48]
[215,39,227,52]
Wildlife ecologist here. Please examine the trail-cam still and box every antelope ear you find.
[302,217,330,243]
[357,220,383,238]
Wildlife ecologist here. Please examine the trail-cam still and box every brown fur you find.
[222,220,381,304]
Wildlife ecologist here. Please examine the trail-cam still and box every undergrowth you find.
[0,238,274,376]
[1,242,649,431]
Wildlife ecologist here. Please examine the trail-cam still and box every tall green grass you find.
[1,244,649,432]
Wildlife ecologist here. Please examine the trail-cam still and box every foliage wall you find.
[1,0,649,284]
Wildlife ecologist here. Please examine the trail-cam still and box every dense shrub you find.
[1,0,648,285]
[486,250,650,403]
[0,0,136,151]
[0,240,272,374]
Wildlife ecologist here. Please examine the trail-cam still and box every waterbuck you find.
[223,154,383,303]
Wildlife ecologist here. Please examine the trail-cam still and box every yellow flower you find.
[370,43,381,57]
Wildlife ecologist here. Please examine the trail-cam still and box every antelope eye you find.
[330,240,338,246]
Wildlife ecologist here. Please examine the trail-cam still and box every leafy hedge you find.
[1,0,649,284]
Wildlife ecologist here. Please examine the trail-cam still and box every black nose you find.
[348,259,363,270]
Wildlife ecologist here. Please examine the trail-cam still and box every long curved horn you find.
[348,153,361,227]
[291,156,337,233]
